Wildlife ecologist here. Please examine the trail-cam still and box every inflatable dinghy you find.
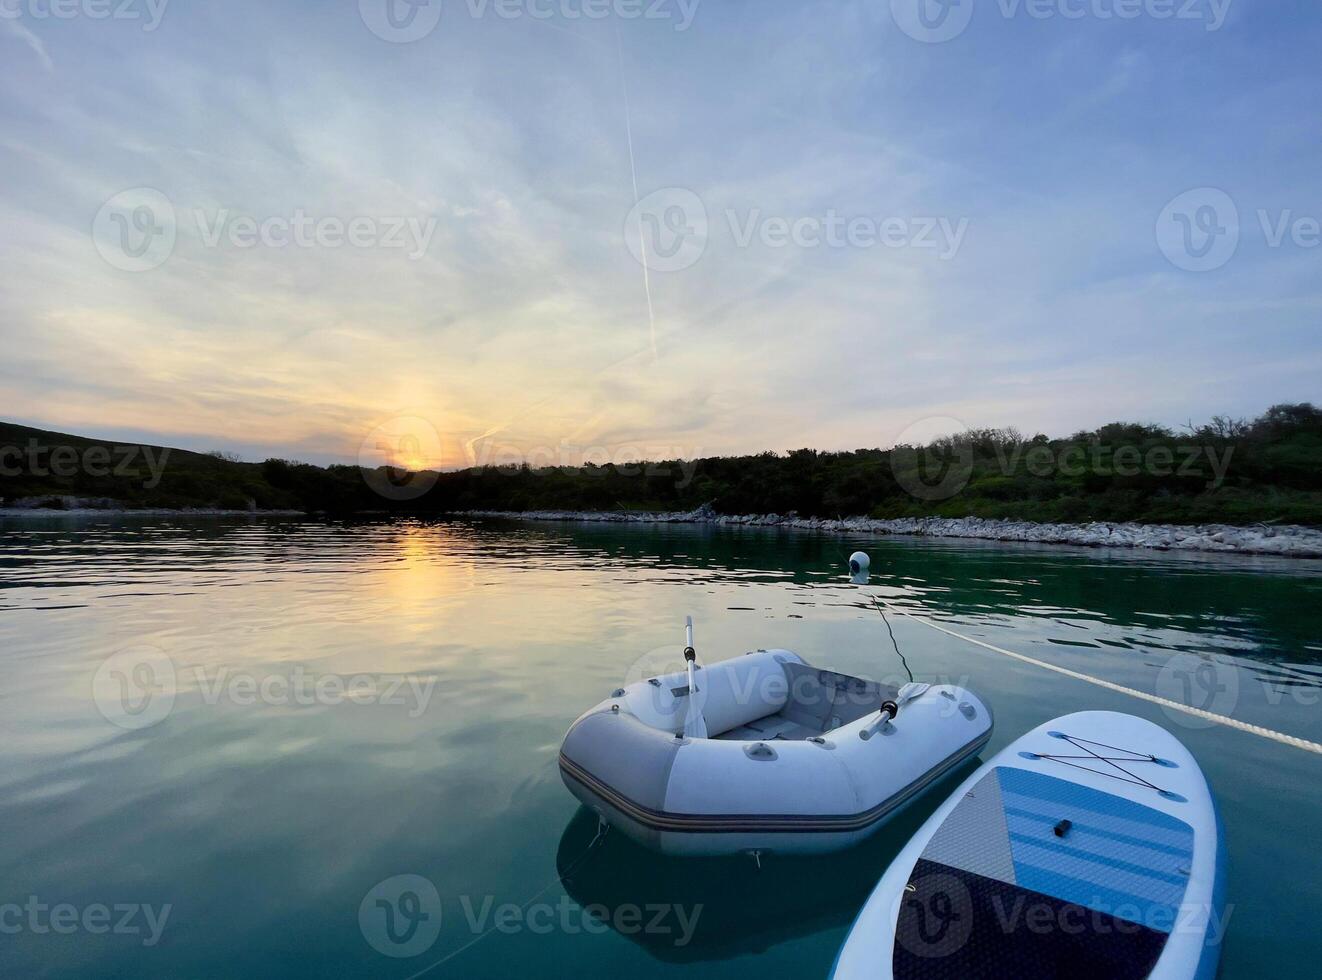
[559,636,992,857]
[831,711,1226,980]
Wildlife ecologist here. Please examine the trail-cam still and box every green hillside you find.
[0,421,292,510]
[3,405,1320,525]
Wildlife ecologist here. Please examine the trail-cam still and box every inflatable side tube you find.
[561,683,993,856]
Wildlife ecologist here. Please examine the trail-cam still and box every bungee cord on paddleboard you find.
[1021,732,1176,796]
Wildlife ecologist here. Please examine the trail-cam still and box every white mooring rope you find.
[882,603,1322,756]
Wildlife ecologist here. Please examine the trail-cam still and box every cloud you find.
[2,18,53,72]
[0,3,1319,464]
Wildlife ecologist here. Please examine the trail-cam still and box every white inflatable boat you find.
[559,636,993,857]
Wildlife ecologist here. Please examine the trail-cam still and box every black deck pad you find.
[892,858,1169,979]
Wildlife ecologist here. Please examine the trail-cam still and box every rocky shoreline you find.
[5,503,1318,557]
[0,495,303,519]
[459,506,1322,558]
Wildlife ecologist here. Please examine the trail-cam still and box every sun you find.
[361,416,447,472]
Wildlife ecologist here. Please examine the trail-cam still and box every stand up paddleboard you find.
[831,711,1226,980]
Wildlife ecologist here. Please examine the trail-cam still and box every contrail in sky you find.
[616,25,658,361]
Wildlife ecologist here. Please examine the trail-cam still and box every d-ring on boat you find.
[559,618,993,857]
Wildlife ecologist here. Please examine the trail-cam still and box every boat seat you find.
[779,663,898,733]
[712,665,899,741]
[714,715,822,742]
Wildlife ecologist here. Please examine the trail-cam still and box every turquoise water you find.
[1,516,1319,978]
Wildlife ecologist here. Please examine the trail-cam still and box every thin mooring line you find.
[881,602,1322,756]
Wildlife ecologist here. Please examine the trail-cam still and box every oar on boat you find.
[682,616,708,739]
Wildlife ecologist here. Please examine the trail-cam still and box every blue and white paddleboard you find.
[831,711,1226,980]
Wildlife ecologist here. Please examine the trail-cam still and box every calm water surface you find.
[1,516,1320,978]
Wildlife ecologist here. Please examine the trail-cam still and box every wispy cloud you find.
[2,19,53,72]
[0,2,1319,464]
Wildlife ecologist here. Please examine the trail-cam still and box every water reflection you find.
[1,515,1319,978]
[554,763,980,964]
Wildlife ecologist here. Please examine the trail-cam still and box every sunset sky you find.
[2,1,1318,468]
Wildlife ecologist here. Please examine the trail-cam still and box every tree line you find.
[2,404,1319,526]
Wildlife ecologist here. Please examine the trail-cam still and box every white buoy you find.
[848,551,870,576]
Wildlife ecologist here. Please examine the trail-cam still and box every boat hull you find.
[559,650,994,857]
